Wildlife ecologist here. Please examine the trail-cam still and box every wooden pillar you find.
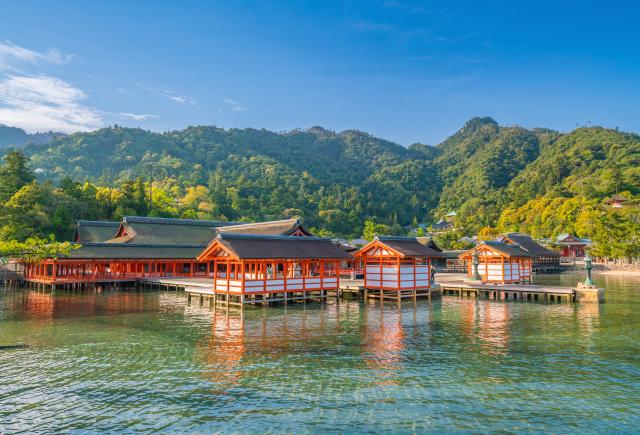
[483,255,488,282]
[241,261,246,295]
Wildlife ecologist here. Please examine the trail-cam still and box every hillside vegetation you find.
[0,117,637,258]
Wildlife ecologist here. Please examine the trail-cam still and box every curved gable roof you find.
[460,241,532,259]
[198,233,352,261]
[501,233,559,257]
[354,236,443,258]
[106,216,238,245]
[73,221,120,243]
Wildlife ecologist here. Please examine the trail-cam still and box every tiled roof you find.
[501,233,559,257]
[442,249,466,259]
[103,216,313,245]
[123,216,237,226]
[375,236,443,258]
[204,233,353,260]
[216,218,313,236]
[477,241,532,257]
[64,243,206,260]
[73,221,120,243]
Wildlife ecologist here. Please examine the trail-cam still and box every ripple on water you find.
[0,278,639,432]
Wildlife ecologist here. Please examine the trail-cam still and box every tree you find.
[0,149,34,202]
[0,236,77,265]
[362,219,392,241]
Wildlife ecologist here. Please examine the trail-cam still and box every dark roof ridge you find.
[217,233,329,242]
[219,218,301,229]
[376,236,418,241]
[76,220,119,227]
[123,216,240,226]
[75,242,208,248]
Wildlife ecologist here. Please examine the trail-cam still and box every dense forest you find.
[0,117,638,259]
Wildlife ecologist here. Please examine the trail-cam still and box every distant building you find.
[604,195,629,209]
[556,233,591,258]
[496,233,560,272]
[430,219,453,233]
[349,238,368,247]
[459,241,532,284]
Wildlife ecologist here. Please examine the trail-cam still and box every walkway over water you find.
[136,274,581,305]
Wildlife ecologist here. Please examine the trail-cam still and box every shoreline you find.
[594,270,640,277]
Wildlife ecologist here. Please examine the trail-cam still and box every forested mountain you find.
[0,125,64,149]
[2,117,638,258]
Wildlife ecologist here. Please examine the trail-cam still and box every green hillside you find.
[2,117,638,258]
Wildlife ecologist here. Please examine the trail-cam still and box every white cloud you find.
[166,93,191,104]
[0,75,103,132]
[136,82,196,106]
[223,98,247,112]
[0,40,74,71]
[119,112,158,121]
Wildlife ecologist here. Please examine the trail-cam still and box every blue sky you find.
[1,0,639,145]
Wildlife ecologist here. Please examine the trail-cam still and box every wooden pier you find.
[440,281,575,303]
[17,274,601,307]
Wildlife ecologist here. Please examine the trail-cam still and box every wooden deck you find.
[21,274,593,305]
[116,275,580,304]
[440,280,575,303]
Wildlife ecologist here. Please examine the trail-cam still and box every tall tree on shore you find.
[0,149,34,202]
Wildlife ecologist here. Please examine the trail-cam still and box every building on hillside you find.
[556,234,591,258]
[73,220,120,243]
[459,241,533,284]
[196,233,352,305]
[445,211,457,222]
[604,195,629,209]
[496,233,560,272]
[349,238,368,247]
[430,219,453,233]
[353,236,442,300]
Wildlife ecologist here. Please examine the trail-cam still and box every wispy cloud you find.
[0,75,103,133]
[118,112,158,121]
[223,98,247,112]
[0,40,74,71]
[136,82,197,106]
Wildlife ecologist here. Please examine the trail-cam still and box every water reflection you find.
[362,304,406,386]
[575,302,600,347]
[455,299,511,356]
[10,289,155,321]
[198,310,246,385]
[1,277,639,433]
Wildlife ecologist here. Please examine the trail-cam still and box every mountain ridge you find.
[3,118,638,253]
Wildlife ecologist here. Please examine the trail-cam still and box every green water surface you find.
[1,273,639,433]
